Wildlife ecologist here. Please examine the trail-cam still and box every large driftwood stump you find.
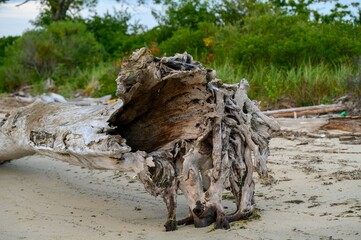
[0,48,279,231]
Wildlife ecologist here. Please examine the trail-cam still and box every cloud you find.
[0,1,41,36]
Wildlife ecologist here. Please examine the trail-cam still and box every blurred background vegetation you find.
[0,0,360,108]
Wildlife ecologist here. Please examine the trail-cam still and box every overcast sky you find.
[0,0,358,37]
[0,0,159,37]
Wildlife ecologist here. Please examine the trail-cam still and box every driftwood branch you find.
[0,48,279,231]
[264,104,346,118]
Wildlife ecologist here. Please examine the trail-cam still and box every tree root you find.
[113,49,279,230]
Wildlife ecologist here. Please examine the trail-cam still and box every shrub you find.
[1,21,105,93]
[233,14,361,68]
[0,36,18,65]
[84,10,130,58]
[159,22,216,60]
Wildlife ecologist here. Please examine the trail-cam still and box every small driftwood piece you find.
[0,48,279,231]
[264,104,346,118]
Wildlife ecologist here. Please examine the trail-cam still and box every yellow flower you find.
[203,37,215,48]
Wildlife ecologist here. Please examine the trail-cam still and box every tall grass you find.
[1,51,353,106]
[212,60,353,108]
[30,62,120,98]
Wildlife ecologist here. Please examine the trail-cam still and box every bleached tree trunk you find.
[0,48,279,231]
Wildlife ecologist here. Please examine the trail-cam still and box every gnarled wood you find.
[0,48,279,231]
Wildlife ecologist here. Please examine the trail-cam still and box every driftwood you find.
[0,48,279,231]
[307,116,361,139]
[274,116,361,142]
[321,116,361,132]
[264,104,346,118]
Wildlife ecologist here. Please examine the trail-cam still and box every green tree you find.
[213,0,274,25]
[270,0,361,23]
[0,0,97,26]
[83,10,131,58]
[151,0,219,30]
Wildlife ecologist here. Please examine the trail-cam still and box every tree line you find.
[1,0,360,107]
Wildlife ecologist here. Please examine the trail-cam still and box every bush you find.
[1,21,105,93]
[233,14,361,68]
[159,22,216,60]
[84,11,130,59]
[0,36,18,65]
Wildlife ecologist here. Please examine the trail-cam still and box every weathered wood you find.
[321,116,361,132]
[0,100,135,168]
[0,48,279,231]
[263,104,346,118]
[275,116,361,139]
[307,132,361,138]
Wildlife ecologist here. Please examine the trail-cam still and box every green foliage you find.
[0,21,104,93]
[152,0,219,30]
[83,10,131,58]
[159,22,216,58]
[1,0,361,107]
[0,36,18,65]
[213,61,352,107]
[270,0,360,23]
[231,14,361,67]
[50,62,119,98]
[88,62,120,98]
[215,0,275,25]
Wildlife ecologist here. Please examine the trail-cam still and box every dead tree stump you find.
[0,48,279,231]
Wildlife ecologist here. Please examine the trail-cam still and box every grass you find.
[211,60,354,109]
[0,55,356,106]
[53,62,120,98]
[32,62,119,98]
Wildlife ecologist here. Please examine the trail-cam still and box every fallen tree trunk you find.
[0,48,279,231]
[263,104,346,118]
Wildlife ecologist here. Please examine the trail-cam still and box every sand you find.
[1,135,360,240]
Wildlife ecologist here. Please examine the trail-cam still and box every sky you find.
[0,0,359,37]
[0,0,159,37]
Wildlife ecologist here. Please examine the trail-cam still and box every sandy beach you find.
[1,129,360,239]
